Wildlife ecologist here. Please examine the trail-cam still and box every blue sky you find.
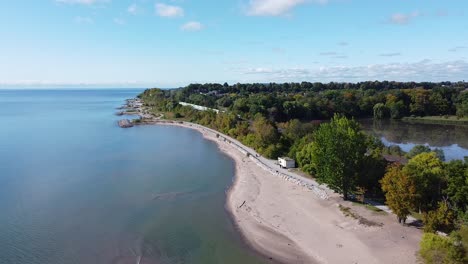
[1,0,467,88]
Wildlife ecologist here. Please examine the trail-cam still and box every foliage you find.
[373,103,388,119]
[422,201,456,233]
[404,152,445,212]
[419,233,466,264]
[456,91,468,118]
[308,115,368,200]
[380,163,416,224]
[445,160,468,215]
[296,142,315,175]
[142,81,468,123]
[383,145,404,156]
[406,145,446,161]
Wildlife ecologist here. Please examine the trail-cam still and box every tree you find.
[404,152,445,212]
[422,201,455,233]
[444,160,468,214]
[373,103,388,119]
[406,145,445,161]
[456,91,468,118]
[406,145,431,159]
[310,115,368,200]
[296,141,315,175]
[380,163,416,224]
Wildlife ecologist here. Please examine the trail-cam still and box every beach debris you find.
[239,201,246,208]
[118,119,134,128]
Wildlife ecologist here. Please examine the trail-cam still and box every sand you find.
[148,120,422,264]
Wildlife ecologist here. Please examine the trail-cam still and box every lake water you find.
[0,89,266,264]
[360,119,468,161]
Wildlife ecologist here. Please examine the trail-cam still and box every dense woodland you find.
[139,82,468,263]
[151,81,468,120]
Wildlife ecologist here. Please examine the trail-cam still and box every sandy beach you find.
[144,120,422,264]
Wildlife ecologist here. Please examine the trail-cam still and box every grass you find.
[410,211,423,221]
[351,201,387,215]
[339,204,384,227]
[339,204,358,219]
[402,115,468,125]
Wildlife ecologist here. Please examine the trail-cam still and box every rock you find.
[118,119,133,128]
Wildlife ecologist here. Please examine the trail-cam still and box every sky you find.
[0,0,467,88]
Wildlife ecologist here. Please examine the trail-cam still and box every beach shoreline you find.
[122,98,421,263]
[133,119,421,264]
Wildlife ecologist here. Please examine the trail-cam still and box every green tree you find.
[373,103,388,119]
[406,145,445,161]
[407,145,431,159]
[380,163,416,224]
[404,152,445,212]
[445,160,468,214]
[456,92,468,118]
[422,201,456,233]
[310,115,368,200]
[419,232,466,264]
[296,141,315,175]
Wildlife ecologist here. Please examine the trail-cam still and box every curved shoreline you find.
[137,119,422,264]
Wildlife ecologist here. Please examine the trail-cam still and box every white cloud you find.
[156,3,184,18]
[388,11,421,25]
[128,4,139,15]
[74,16,94,24]
[338,41,348,46]
[56,0,109,5]
[181,21,203,31]
[241,60,468,82]
[245,0,328,16]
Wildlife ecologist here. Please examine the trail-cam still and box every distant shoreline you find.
[402,115,468,125]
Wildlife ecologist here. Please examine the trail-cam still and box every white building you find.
[278,157,295,169]
[179,102,220,114]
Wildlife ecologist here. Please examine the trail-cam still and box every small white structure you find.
[179,102,220,113]
[278,157,295,169]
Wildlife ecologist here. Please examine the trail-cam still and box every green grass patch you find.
[410,211,423,221]
[339,204,384,227]
[351,201,387,214]
[402,116,468,125]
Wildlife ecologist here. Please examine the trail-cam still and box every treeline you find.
[150,81,468,120]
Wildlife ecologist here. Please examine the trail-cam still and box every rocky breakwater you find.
[118,119,134,128]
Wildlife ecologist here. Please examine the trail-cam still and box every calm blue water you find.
[360,119,468,161]
[0,89,266,264]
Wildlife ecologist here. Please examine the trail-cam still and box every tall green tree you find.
[381,163,416,224]
[404,152,445,212]
[373,103,388,119]
[444,160,468,214]
[310,114,368,200]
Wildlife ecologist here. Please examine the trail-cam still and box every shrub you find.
[419,233,465,264]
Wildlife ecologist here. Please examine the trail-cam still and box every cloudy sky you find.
[1,0,467,88]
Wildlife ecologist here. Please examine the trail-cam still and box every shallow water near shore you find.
[0,89,266,264]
